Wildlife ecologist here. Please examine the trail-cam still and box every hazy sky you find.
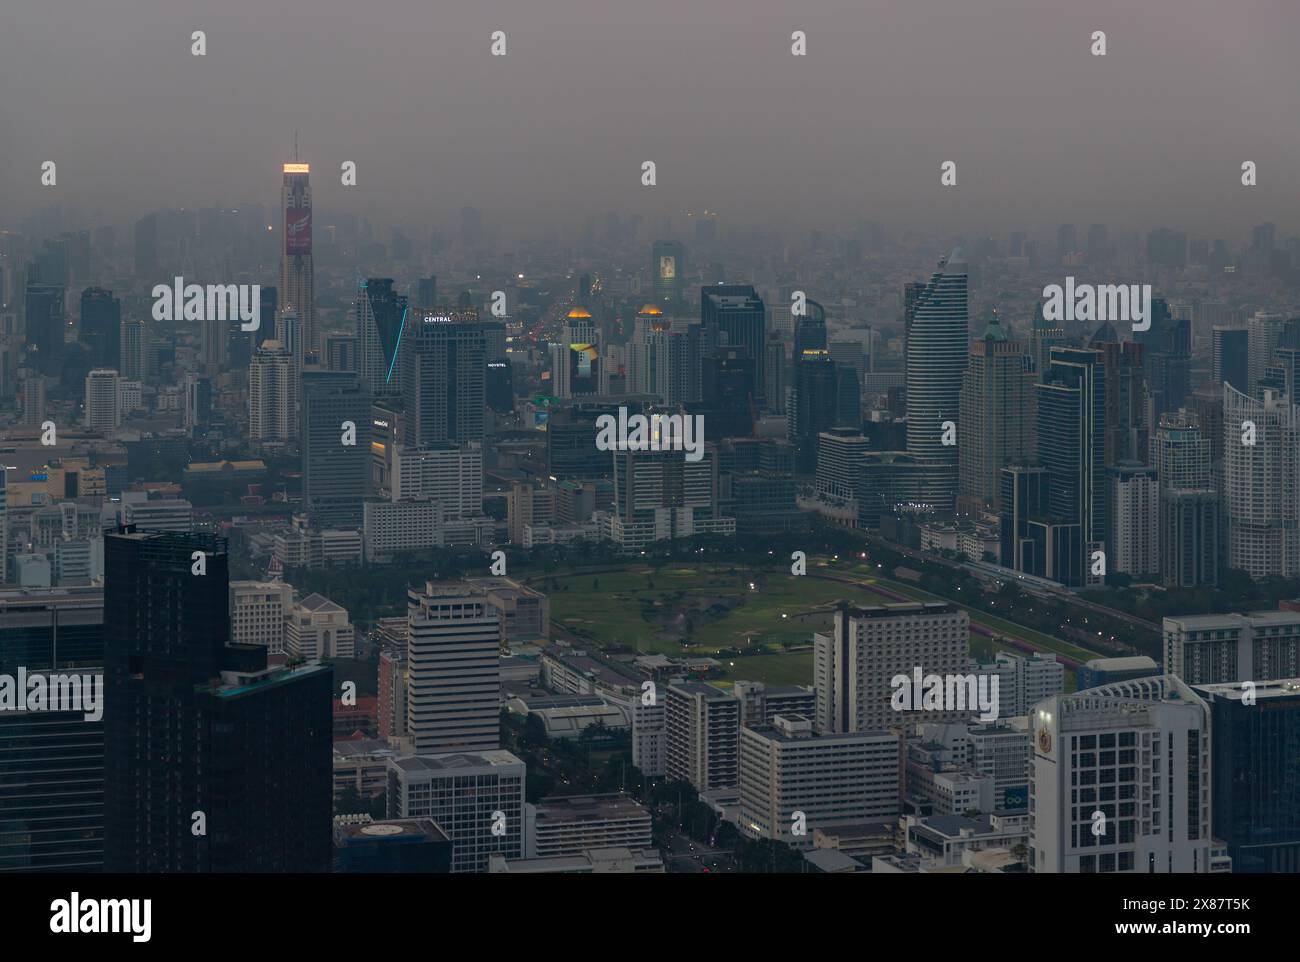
[2,0,1298,238]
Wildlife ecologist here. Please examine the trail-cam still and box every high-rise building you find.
[1222,384,1300,579]
[1212,327,1249,394]
[402,310,487,445]
[1195,679,1300,873]
[1035,347,1106,586]
[699,345,756,440]
[1164,611,1300,685]
[1108,462,1159,577]
[0,587,103,871]
[406,582,501,754]
[814,602,970,734]
[20,374,46,427]
[1000,464,1051,575]
[280,161,316,355]
[183,372,211,435]
[387,443,483,518]
[103,529,333,872]
[83,368,120,434]
[651,240,686,309]
[79,287,120,369]
[958,316,1036,509]
[905,249,967,508]
[301,369,372,529]
[1089,329,1148,465]
[249,339,296,447]
[1030,675,1212,874]
[788,349,840,473]
[1029,302,1066,378]
[356,278,409,396]
[24,282,64,376]
[793,298,827,358]
[1153,411,1218,587]
[738,715,900,845]
[1247,312,1289,395]
[665,681,740,793]
[701,285,765,397]
[606,445,734,550]
[119,318,147,381]
[972,651,1064,718]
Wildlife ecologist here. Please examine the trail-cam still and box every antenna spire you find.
[293,131,299,162]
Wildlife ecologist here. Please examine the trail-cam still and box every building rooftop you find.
[533,795,650,824]
[390,750,524,773]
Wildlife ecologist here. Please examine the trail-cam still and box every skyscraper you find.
[401,310,486,446]
[1222,384,1300,579]
[280,161,316,356]
[701,285,765,395]
[904,249,968,465]
[406,582,501,754]
[958,316,1036,509]
[83,368,120,434]
[79,287,120,369]
[1195,679,1300,873]
[103,529,333,872]
[1153,411,1218,587]
[249,339,296,447]
[651,240,686,310]
[1212,327,1250,394]
[301,369,372,529]
[1035,347,1106,586]
[24,282,64,377]
[356,278,408,396]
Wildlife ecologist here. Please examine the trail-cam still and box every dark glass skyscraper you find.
[1035,347,1106,586]
[400,310,486,447]
[701,285,766,399]
[79,287,120,370]
[1196,681,1300,873]
[25,282,65,376]
[103,529,333,872]
[302,369,372,529]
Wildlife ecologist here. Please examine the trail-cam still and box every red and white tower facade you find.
[280,160,315,360]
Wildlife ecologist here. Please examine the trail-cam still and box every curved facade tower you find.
[905,249,968,462]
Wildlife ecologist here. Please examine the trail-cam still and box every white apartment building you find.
[83,368,121,433]
[814,602,971,733]
[665,682,740,793]
[1109,463,1160,576]
[738,714,900,846]
[631,698,666,778]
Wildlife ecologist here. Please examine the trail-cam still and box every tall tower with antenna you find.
[280,134,316,363]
